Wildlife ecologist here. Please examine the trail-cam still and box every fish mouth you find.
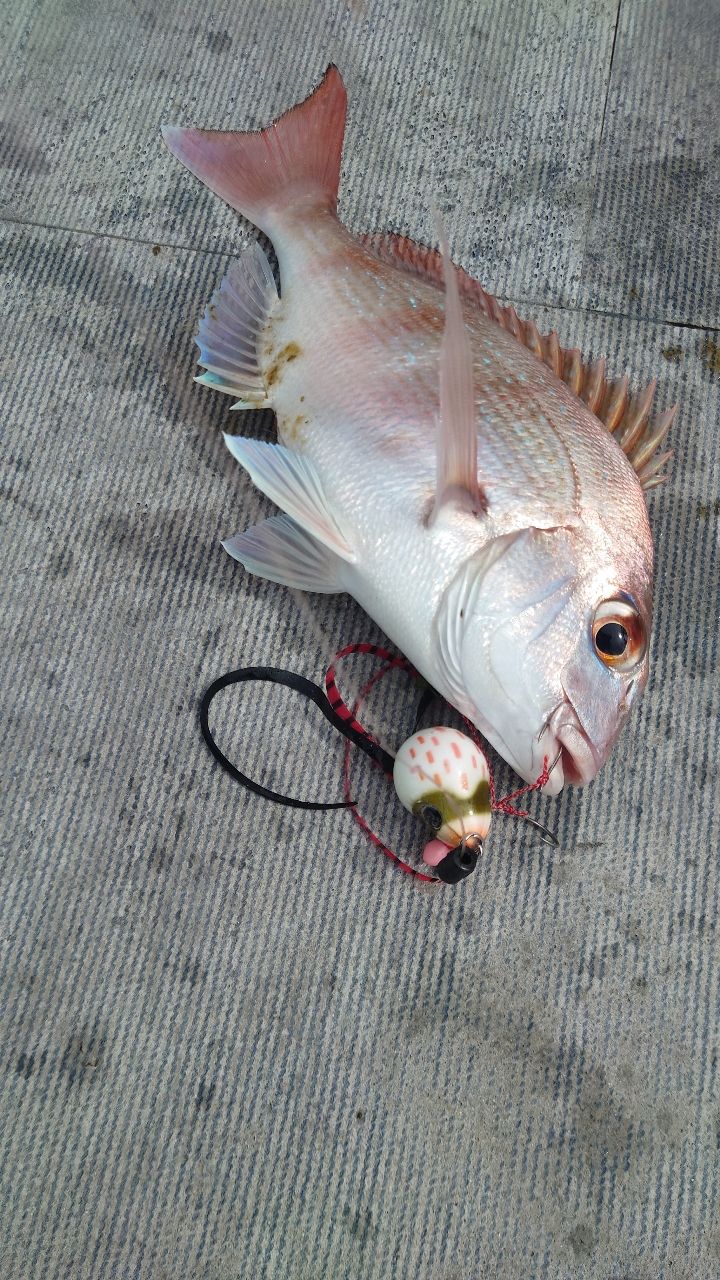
[459,699,599,796]
[546,703,600,788]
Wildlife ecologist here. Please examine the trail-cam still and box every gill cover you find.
[435,528,579,783]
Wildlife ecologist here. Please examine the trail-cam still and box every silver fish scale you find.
[271,224,648,553]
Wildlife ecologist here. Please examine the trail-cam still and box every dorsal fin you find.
[361,231,676,493]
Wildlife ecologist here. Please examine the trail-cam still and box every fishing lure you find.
[200,644,557,885]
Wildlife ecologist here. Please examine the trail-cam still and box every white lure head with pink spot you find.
[393,726,491,859]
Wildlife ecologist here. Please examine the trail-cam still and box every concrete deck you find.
[2,2,719,1277]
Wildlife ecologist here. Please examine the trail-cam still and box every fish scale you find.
[270,239,610,526]
[164,66,671,798]
[269,255,612,547]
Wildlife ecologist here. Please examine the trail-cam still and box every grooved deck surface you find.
[2,3,719,1277]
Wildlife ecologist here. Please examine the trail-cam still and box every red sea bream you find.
[162,67,675,796]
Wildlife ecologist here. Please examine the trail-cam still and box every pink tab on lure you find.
[422,838,453,868]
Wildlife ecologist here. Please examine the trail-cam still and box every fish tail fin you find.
[161,65,347,237]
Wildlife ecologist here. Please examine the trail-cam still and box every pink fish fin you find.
[361,230,676,496]
[222,515,344,593]
[161,65,346,238]
[222,435,356,562]
[429,202,484,522]
[194,241,278,408]
[361,230,500,317]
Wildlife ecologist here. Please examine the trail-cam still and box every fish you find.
[162,65,676,798]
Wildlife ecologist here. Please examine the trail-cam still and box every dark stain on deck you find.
[700,335,720,376]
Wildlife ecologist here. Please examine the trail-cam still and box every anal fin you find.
[222,515,345,593]
[195,241,278,408]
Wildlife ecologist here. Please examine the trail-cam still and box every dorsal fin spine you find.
[360,230,675,494]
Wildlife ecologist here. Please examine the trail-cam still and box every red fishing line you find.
[325,642,553,880]
[326,644,436,880]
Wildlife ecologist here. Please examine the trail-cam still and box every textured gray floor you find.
[2,2,719,1277]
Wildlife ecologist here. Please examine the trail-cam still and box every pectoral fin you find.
[223,436,356,561]
[430,202,485,523]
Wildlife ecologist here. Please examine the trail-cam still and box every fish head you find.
[436,516,653,796]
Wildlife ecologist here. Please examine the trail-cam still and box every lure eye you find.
[592,599,646,671]
[421,804,443,831]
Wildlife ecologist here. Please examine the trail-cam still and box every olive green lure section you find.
[411,779,491,828]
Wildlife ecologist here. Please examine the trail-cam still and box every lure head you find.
[393,726,491,866]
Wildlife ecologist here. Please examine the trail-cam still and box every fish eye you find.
[421,804,443,831]
[595,621,627,657]
[592,598,646,672]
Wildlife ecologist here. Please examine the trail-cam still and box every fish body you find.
[163,67,674,796]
